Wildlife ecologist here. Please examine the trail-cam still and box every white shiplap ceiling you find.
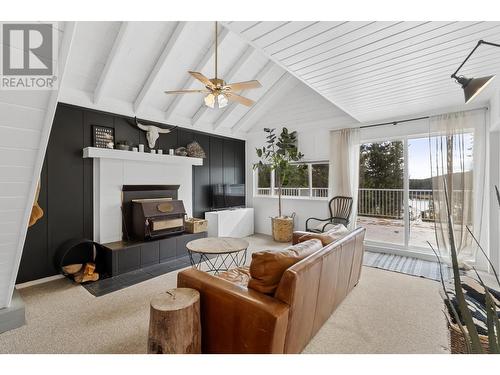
[224,21,500,123]
[59,21,500,135]
[60,21,289,138]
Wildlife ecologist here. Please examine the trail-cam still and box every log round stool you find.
[148,288,201,354]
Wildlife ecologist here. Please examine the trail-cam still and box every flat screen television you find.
[212,184,245,209]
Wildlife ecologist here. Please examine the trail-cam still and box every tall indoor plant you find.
[430,179,500,354]
[255,127,304,242]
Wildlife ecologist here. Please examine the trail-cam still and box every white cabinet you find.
[204,208,254,238]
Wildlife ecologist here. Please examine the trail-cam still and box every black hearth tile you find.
[113,269,147,283]
[116,272,153,287]
[145,262,176,277]
[86,277,123,293]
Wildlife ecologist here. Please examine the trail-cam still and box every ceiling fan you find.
[164,21,262,109]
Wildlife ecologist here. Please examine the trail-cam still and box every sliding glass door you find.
[357,134,463,254]
[358,140,405,246]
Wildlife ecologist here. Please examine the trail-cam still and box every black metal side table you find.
[186,237,249,274]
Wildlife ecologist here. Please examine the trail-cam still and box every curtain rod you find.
[359,106,488,130]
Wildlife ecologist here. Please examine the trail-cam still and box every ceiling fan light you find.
[217,93,228,108]
[463,75,495,103]
[204,93,215,108]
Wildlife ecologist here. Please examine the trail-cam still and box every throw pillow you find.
[298,225,349,246]
[248,239,323,294]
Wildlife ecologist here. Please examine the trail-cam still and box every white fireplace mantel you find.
[83,147,203,166]
[83,147,200,243]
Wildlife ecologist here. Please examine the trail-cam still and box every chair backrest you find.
[329,196,353,225]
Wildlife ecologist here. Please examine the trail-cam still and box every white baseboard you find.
[16,274,65,289]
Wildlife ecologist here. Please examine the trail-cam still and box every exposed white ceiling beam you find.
[133,21,187,114]
[232,73,295,134]
[213,61,275,130]
[221,21,362,122]
[164,27,230,121]
[191,46,256,127]
[93,21,131,104]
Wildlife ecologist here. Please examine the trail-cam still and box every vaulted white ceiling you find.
[60,21,290,138]
[224,21,500,123]
[59,21,500,136]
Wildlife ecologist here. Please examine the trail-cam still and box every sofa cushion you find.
[217,266,251,288]
[298,225,349,246]
[248,239,323,295]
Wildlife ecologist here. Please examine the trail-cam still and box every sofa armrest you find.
[292,231,311,245]
[177,268,289,354]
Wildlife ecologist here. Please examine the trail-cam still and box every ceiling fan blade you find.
[227,93,255,107]
[224,80,262,91]
[188,71,215,88]
[164,89,209,94]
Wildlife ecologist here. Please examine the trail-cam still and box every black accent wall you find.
[17,103,245,283]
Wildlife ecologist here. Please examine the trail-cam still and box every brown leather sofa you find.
[177,227,366,354]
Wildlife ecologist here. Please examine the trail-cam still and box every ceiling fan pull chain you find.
[215,21,218,80]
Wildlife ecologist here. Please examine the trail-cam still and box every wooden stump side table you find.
[148,288,201,354]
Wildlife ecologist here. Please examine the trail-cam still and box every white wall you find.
[245,80,358,235]
[0,23,75,309]
[489,90,500,272]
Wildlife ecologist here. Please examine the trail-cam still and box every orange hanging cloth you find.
[29,182,44,227]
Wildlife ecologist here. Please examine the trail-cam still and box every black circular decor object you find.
[53,238,103,273]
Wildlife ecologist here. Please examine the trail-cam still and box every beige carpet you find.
[0,235,449,354]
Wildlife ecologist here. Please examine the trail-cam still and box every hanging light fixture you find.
[164,22,261,108]
[451,40,500,103]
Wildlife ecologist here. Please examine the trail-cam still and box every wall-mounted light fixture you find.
[451,40,500,103]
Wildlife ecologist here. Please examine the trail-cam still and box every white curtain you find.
[429,110,488,265]
[329,128,360,230]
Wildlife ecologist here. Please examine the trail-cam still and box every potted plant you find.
[429,180,500,354]
[254,127,305,242]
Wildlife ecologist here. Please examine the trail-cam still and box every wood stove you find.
[122,185,185,241]
[132,198,186,240]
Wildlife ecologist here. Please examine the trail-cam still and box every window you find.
[256,164,272,196]
[255,162,329,199]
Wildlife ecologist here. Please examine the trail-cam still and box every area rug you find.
[363,251,451,282]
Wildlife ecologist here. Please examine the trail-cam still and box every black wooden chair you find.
[305,196,353,233]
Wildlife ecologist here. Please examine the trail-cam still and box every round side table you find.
[186,237,249,274]
[148,288,201,354]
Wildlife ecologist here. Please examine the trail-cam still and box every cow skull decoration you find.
[134,117,173,149]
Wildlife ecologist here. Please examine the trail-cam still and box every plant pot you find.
[271,216,294,242]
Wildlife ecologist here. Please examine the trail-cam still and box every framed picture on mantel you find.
[92,125,114,149]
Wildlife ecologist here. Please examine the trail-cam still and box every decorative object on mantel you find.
[115,140,131,151]
[134,117,176,149]
[29,181,44,227]
[175,147,188,156]
[82,147,203,166]
[138,144,145,152]
[254,127,305,242]
[186,141,206,158]
[92,125,114,149]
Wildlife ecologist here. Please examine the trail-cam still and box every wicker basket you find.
[448,319,490,354]
[185,218,208,234]
[271,217,294,242]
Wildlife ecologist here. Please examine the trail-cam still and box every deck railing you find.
[256,187,328,198]
[358,188,434,221]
